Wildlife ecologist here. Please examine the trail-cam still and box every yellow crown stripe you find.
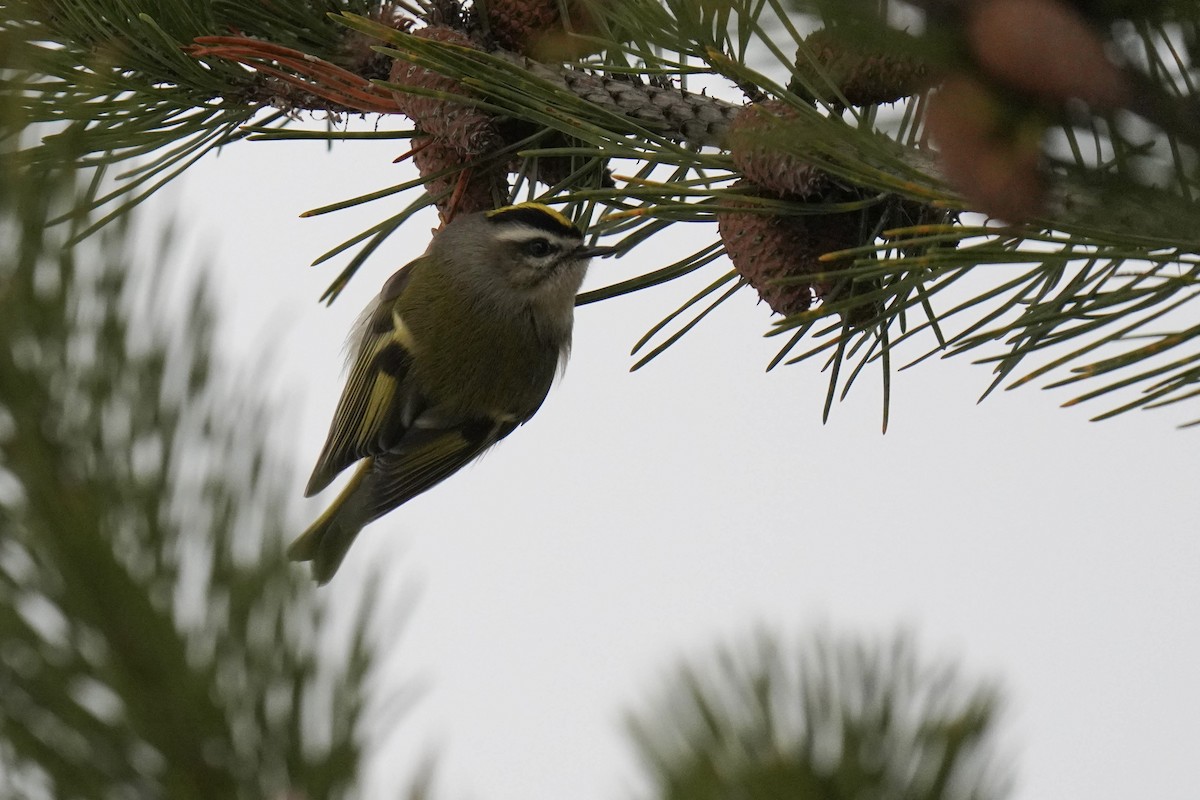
[486,202,577,233]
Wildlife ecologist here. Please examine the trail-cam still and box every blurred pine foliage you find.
[628,631,1008,800]
[0,78,388,800]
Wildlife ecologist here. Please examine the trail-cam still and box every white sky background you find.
[173,125,1199,800]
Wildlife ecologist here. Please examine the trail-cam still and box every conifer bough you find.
[12,0,1200,424]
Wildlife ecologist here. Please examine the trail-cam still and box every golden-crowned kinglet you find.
[289,203,615,583]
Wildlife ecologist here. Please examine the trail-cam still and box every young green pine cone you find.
[790,27,936,107]
[485,0,608,60]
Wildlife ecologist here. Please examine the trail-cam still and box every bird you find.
[288,202,615,583]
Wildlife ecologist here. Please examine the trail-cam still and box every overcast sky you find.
[173,129,1198,800]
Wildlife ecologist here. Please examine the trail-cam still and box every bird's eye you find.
[524,238,553,258]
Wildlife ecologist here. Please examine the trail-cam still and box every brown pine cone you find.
[727,100,828,198]
[925,74,1045,223]
[717,183,869,317]
[412,137,508,220]
[967,0,1130,109]
[388,25,499,156]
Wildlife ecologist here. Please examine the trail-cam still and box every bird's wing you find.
[305,262,424,496]
[357,417,520,523]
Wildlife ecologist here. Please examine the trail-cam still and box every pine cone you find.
[412,137,508,220]
[717,182,868,317]
[926,74,1045,223]
[485,0,607,60]
[338,2,410,80]
[790,27,936,107]
[388,25,499,155]
[727,100,827,198]
[967,0,1130,109]
[527,149,613,190]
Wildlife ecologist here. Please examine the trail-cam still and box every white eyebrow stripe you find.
[491,222,582,247]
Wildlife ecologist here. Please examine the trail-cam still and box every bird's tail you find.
[287,463,370,584]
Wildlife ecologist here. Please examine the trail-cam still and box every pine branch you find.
[7,0,1200,424]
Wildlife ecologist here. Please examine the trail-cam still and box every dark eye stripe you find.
[493,223,581,250]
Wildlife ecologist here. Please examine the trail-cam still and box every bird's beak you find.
[577,244,618,259]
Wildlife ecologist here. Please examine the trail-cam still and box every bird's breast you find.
[410,301,567,421]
